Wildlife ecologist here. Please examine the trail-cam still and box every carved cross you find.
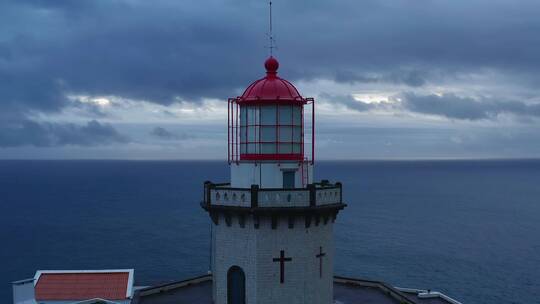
[316,246,326,278]
[273,250,292,283]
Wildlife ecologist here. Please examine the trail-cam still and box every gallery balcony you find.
[201,180,346,213]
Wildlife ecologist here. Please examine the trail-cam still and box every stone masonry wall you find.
[212,213,334,304]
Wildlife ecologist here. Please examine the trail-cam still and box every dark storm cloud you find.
[315,124,540,159]
[0,118,128,147]
[149,127,194,140]
[2,0,540,148]
[2,0,540,109]
[319,93,374,112]
[401,93,540,120]
[150,127,176,140]
[321,91,540,121]
[333,70,426,87]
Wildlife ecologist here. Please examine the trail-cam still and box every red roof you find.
[239,56,304,103]
[35,271,131,301]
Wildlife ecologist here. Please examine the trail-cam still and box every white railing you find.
[205,182,342,208]
[315,188,341,206]
[211,189,251,207]
[258,190,310,207]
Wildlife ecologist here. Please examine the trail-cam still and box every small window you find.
[283,171,295,189]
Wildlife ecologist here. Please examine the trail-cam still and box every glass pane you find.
[240,106,247,127]
[279,143,293,154]
[261,105,276,125]
[261,143,276,154]
[293,126,302,142]
[240,143,247,154]
[260,126,276,142]
[292,106,302,126]
[293,143,301,154]
[279,105,292,124]
[247,126,258,142]
[247,106,258,125]
[248,126,259,142]
[240,126,247,142]
[247,143,258,154]
[279,126,292,142]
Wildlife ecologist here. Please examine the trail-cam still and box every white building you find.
[201,56,346,304]
[12,269,134,304]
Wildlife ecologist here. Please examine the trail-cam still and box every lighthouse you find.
[202,56,346,304]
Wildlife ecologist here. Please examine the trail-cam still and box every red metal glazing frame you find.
[227,98,315,164]
[276,102,279,162]
[227,98,241,164]
[241,153,303,161]
[236,102,239,162]
[237,99,305,106]
[227,98,230,163]
[310,98,315,165]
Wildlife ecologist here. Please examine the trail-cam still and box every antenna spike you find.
[268,1,275,56]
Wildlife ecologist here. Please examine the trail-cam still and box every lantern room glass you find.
[239,104,302,156]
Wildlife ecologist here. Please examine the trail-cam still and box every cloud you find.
[2,0,540,115]
[1,0,540,158]
[333,70,426,87]
[150,127,177,140]
[401,93,540,120]
[321,91,540,121]
[0,119,129,147]
[314,125,540,159]
[319,93,375,112]
[149,126,194,141]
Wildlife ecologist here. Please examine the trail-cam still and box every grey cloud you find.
[150,127,176,140]
[150,127,192,140]
[333,70,379,84]
[0,118,129,147]
[315,124,540,159]
[2,0,540,115]
[2,0,540,155]
[333,70,426,87]
[319,93,374,112]
[322,91,540,121]
[401,93,540,120]
[70,101,110,118]
[388,71,426,87]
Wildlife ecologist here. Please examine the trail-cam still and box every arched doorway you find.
[227,266,246,304]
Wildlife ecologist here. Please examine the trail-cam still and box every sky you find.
[1,0,540,159]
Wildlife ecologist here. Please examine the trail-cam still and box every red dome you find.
[239,57,304,103]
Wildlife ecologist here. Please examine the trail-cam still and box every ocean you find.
[1,160,539,303]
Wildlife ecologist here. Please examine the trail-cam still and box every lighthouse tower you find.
[202,56,346,304]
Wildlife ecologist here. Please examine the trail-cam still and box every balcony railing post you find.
[204,181,212,205]
[336,182,342,204]
[251,184,259,208]
[308,184,316,207]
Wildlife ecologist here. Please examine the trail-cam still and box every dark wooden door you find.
[227,266,245,304]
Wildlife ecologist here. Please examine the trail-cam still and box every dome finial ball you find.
[265,56,279,73]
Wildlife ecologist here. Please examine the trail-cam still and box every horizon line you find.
[1,157,539,162]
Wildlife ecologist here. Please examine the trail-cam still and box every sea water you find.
[1,160,539,303]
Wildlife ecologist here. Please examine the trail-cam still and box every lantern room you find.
[228,57,314,163]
